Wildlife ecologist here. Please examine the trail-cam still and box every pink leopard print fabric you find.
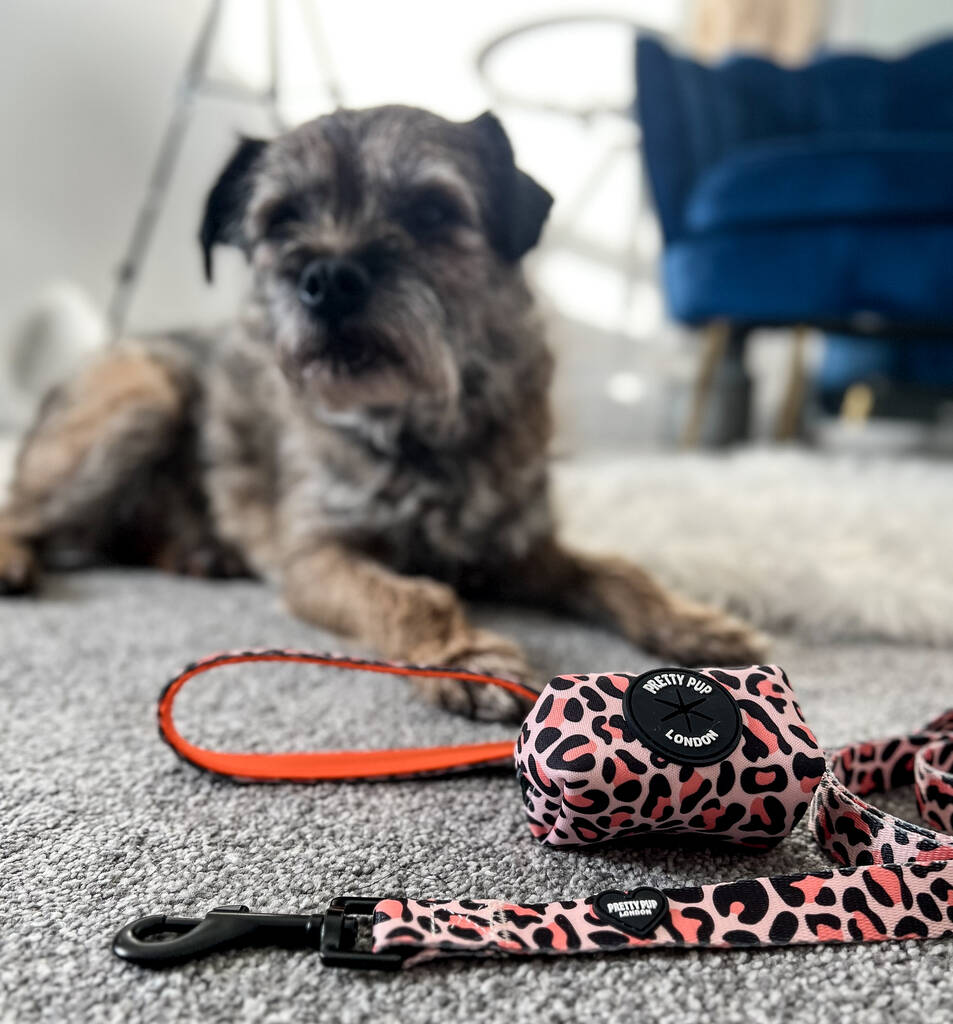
[153,649,953,966]
[815,709,953,865]
[372,863,953,966]
[515,665,825,849]
[917,738,953,835]
[372,709,953,966]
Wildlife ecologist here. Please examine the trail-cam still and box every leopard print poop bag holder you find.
[114,651,953,969]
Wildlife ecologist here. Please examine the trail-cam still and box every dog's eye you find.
[263,199,302,240]
[401,193,462,236]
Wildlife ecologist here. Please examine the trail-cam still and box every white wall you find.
[829,0,953,49]
[2,2,268,343]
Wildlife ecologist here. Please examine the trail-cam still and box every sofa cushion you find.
[664,221,953,326]
[685,134,953,234]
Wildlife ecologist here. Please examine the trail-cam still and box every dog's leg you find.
[500,537,768,666]
[0,345,190,592]
[0,525,37,594]
[283,543,535,719]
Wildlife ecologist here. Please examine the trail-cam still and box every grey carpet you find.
[2,570,952,1024]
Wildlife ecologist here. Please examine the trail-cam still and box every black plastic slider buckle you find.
[112,897,408,970]
[319,896,407,969]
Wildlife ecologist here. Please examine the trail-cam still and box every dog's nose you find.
[297,258,370,319]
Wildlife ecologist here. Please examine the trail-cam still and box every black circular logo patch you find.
[622,668,742,767]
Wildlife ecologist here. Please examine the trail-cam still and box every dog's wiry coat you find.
[0,106,765,718]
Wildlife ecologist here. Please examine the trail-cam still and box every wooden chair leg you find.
[774,325,809,441]
[681,321,730,447]
[840,382,875,425]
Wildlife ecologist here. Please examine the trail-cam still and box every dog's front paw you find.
[408,629,540,722]
[0,536,38,595]
[652,598,769,667]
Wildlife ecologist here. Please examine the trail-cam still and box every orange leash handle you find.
[157,648,539,782]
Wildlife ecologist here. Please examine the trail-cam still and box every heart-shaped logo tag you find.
[592,887,669,938]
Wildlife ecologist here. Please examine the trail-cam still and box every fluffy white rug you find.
[2,436,949,646]
[554,450,953,647]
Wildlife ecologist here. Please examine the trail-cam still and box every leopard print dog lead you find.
[372,713,953,964]
[122,651,953,967]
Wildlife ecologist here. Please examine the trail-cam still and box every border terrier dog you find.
[0,106,764,718]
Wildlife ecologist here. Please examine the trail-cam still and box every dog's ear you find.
[467,112,553,262]
[199,136,268,282]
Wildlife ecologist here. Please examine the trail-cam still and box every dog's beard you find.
[269,277,461,420]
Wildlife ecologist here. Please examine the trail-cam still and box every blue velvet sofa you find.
[634,36,953,430]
